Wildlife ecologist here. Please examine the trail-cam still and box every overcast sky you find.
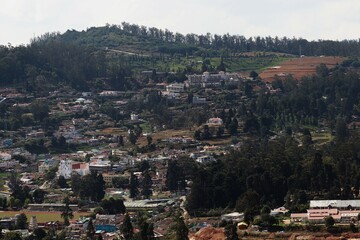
[1,0,359,46]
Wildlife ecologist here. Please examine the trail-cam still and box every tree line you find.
[59,22,360,56]
[0,39,136,91]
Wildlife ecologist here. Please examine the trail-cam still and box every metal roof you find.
[310,200,360,208]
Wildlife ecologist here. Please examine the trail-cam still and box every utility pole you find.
[0,98,8,132]
[4,112,7,132]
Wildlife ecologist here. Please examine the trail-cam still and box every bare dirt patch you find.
[260,56,345,82]
[190,226,225,240]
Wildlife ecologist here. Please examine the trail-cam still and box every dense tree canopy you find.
[57,23,360,56]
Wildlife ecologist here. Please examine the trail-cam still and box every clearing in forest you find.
[260,56,345,82]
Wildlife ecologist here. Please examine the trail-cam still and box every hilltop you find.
[53,23,360,57]
[2,22,359,92]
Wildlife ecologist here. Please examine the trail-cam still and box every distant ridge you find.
[42,22,360,57]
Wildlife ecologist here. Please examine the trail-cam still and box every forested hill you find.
[53,22,360,56]
[1,22,360,91]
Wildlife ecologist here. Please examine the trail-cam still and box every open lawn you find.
[0,211,90,223]
[312,132,333,145]
[128,54,292,74]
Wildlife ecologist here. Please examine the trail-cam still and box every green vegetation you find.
[2,22,360,236]
[0,172,11,190]
[0,211,89,222]
[1,22,360,93]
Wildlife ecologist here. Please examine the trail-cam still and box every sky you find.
[1,0,359,46]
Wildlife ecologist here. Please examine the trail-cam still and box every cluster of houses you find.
[0,69,315,238]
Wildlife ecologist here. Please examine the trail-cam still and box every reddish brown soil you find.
[190,226,226,240]
[260,56,345,82]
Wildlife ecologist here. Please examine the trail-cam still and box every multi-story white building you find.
[187,71,242,88]
[58,160,73,179]
[57,160,90,179]
[291,200,360,223]
[166,83,184,93]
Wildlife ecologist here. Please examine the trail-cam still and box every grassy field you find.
[0,211,90,223]
[129,54,292,73]
[312,132,333,145]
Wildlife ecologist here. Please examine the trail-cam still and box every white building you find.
[221,212,244,222]
[196,155,215,164]
[166,83,184,93]
[192,96,207,104]
[131,113,139,121]
[58,160,73,179]
[187,71,242,88]
[291,200,360,223]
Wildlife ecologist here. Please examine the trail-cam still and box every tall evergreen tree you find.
[174,212,188,240]
[86,218,95,240]
[15,213,27,229]
[224,222,238,240]
[129,173,139,199]
[121,213,134,240]
[95,173,106,201]
[146,223,155,240]
[166,160,185,192]
[61,197,73,226]
[141,170,153,199]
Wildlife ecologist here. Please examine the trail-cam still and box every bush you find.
[93,207,104,214]
[350,222,358,233]
[326,226,342,234]
[305,222,322,232]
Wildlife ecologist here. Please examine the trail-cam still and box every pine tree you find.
[95,173,105,201]
[147,223,155,240]
[141,170,153,199]
[86,218,95,240]
[224,222,238,240]
[129,173,139,199]
[121,213,133,240]
[166,160,185,192]
[174,212,188,240]
[61,197,73,226]
[140,221,149,240]
[15,213,27,229]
